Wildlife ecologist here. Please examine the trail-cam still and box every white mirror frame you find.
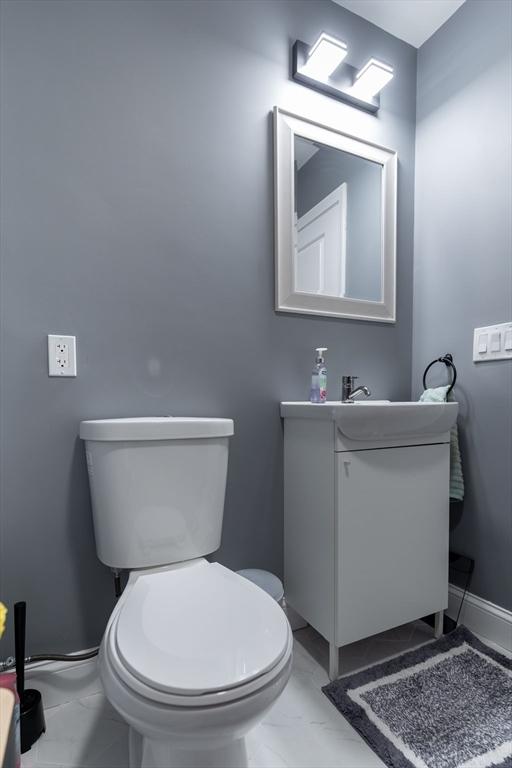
[273,107,397,323]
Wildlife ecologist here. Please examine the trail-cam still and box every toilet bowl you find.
[79,417,292,768]
[99,559,292,767]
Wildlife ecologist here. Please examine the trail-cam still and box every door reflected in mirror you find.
[294,136,382,302]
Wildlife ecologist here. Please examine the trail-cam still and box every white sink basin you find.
[280,400,458,441]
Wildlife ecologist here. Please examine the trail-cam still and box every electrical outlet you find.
[48,334,77,377]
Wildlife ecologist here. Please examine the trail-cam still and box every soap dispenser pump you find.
[310,347,328,404]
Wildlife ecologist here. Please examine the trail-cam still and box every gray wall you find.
[0,0,417,654]
[413,0,512,609]
[297,147,382,300]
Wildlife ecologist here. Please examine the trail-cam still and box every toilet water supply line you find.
[0,648,100,673]
[0,570,124,672]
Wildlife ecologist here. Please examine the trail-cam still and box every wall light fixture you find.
[350,58,394,101]
[298,33,348,80]
[292,33,394,114]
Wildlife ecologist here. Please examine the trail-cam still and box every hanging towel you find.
[419,385,464,501]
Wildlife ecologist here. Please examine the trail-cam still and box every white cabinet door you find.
[336,445,449,646]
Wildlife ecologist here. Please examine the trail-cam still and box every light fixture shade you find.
[350,58,394,101]
[298,33,348,81]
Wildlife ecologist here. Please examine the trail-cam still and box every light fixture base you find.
[292,40,380,114]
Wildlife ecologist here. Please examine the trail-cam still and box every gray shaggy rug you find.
[323,626,512,768]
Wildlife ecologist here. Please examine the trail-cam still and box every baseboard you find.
[24,649,101,710]
[446,584,512,652]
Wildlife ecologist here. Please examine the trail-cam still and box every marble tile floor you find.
[19,620,457,768]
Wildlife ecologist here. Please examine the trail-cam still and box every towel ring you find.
[422,353,457,396]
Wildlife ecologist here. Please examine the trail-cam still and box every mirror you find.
[274,108,397,322]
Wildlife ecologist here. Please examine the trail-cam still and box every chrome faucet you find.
[341,376,371,403]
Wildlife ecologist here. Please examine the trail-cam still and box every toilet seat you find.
[106,560,292,708]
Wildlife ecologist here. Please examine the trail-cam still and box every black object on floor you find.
[14,601,46,753]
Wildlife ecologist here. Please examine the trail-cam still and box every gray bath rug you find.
[323,626,512,768]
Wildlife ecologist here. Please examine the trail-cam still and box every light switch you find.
[473,322,512,362]
[490,332,501,352]
[477,334,488,353]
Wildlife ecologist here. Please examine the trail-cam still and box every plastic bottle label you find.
[319,373,327,402]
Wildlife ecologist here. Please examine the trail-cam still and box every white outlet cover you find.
[48,334,77,377]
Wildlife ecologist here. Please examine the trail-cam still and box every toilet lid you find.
[114,561,290,696]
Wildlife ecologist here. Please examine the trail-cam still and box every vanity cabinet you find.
[281,402,457,680]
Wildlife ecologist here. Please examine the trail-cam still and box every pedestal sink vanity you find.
[281,401,458,680]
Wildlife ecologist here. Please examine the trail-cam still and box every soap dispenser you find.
[310,347,328,404]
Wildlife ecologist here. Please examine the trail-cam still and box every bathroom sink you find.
[280,401,458,441]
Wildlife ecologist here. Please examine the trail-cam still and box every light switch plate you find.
[473,322,512,362]
[48,334,77,376]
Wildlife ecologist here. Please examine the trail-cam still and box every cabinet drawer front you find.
[336,444,449,646]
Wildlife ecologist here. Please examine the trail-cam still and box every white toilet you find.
[79,417,292,768]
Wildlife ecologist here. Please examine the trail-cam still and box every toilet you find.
[79,417,292,768]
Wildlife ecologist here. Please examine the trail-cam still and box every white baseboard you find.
[24,649,101,710]
[447,584,512,653]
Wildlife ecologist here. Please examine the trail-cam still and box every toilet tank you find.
[79,417,234,569]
